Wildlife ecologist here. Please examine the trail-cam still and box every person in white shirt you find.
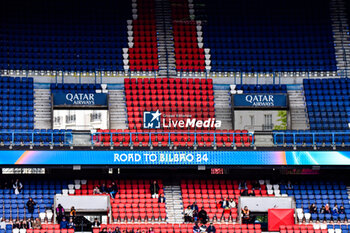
[13,179,23,195]
[228,198,236,209]
[184,206,194,222]
[0,218,6,229]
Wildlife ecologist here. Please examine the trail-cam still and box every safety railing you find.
[273,131,350,147]
[0,131,73,147]
[91,131,255,148]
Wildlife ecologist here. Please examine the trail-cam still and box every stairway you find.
[34,89,52,129]
[108,90,128,129]
[288,90,309,130]
[330,0,350,72]
[155,0,177,77]
[163,185,183,223]
[214,90,233,130]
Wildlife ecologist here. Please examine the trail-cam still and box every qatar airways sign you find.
[143,110,221,129]
[53,92,107,108]
[233,94,287,109]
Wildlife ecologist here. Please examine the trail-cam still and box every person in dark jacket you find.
[150,180,160,199]
[26,198,36,218]
[60,217,68,229]
[109,182,118,199]
[100,184,107,193]
[158,194,166,203]
[198,207,208,224]
[206,223,216,233]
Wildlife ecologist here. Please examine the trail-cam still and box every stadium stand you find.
[234,85,287,94]
[125,0,159,71]
[0,0,130,72]
[72,179,166,222]
[50,84,103,94]
[281,181,350,222]
[171,0,206,71]
[0,77,34,130]
[195,0,337,72]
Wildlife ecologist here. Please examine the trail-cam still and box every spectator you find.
[193,210,199,222]
[333,204,339,214]
[309,204,317,214]
[13,220,20,229]
[109,182,118,199]
[100,184,107,193]
[158,194,166,203]
[198,207,208,224]
[114,227,121,233]
[26,197,36,218]
[13,179,23,195]
[148,227,155,233]
[184,206,194,222]
[150,181,160,199]
[92,218,101,228]
[60,217,68,229]
[67,218,75,230]
[339,206,345,214]
[0,218,6,229]
[107,228,114,233]
[240,189,248,196]
[228,198,236,209]
[93,186,101,194]
[320,205,326,214]
[190,202,199,212]
[247,190,255,196]
[252,181,260,190]
[100,228,107,233]
[200,224,207,232]
[70,206,76,220]
[193,223,200,233]
[238,181,247,190]
[206,223,216,233]
[221,198,229,209]
[286,181,293,190]
[242,206,251,224]
[26,219,33,229]
[33,218,41,229]
[56,204,65,223]
[324,204,331,214]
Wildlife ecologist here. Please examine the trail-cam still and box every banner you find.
[1,150,350,165]
[233,94,287,109]
[53,92,107,108]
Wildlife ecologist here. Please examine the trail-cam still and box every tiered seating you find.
[126,0,159,71]
[171,0,206,71]
[34,225,74,233]
[0,77,34,130]
[0,129,73,146]
[0,0,130,71]
[196,0,336,72]
[304,78,349,131]
[0,180,67,221]
[326,224,349,233]
[93,223,262,233]
[281,181,350,222]
[125,78,215,130]
[93,129,253,148]
[181,180,272,222]
[235,85,287,93]
[71,179,166,222]
[50,83,102,93]
[280,225,315,233]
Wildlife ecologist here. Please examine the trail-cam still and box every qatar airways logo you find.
[143,110,221,129]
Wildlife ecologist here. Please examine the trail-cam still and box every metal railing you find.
[273,131,350,146]
[91,131,255,148]
[0,131,73,147]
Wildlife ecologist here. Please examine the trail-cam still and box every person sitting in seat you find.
[339,206,345,214]
[333,204,339,214]
[309,204,318,214]
[67,218,75,230]
[60,217,68,229]
[100,184,107,193]
[324,204,331,214]
[93,186,101,194]
[228,198,236,209]
[206,223,216,233]
[193,222,201,233]
[33,218,41,229]
[200,224,207,233]
[185,206,194,222]
[221,198,229,209]
[158,193,166,203]
[148,227,155,233]
[91,218,101,228]
[198,207,208,224]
